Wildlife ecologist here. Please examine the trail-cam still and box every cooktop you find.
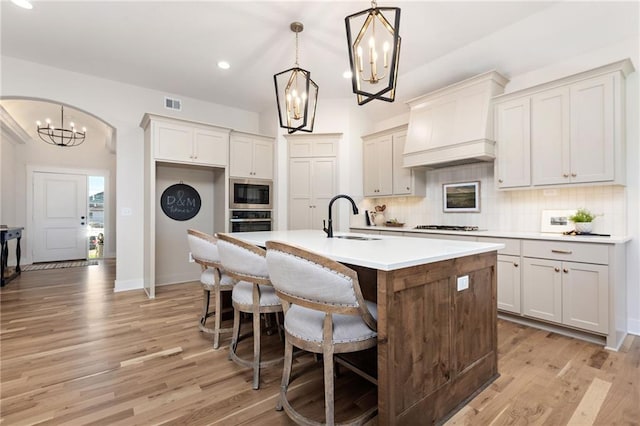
[414,225,481,231]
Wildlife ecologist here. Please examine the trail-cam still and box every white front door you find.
[33,172,88,262]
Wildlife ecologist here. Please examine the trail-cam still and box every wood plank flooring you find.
[1,260,638,425]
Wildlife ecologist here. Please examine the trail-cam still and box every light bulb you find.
[45,118,51,124]
[70,122,75,128]
[36,120,42,126]
[82,127,87,132]
[301,92,307,100]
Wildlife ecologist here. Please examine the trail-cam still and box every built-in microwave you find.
[229,178,273,210]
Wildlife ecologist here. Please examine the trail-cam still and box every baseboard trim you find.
[114,278,144,292]
[628,318,640,336]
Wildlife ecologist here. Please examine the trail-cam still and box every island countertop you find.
[228,229,504,271]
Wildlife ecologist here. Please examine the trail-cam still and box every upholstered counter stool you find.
[265,241,378,426]
[186,229,235,349]
[217,233,283,390]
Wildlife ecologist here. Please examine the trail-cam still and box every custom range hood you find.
[404,70,509,168]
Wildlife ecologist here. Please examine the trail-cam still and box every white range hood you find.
[404,70,509,168]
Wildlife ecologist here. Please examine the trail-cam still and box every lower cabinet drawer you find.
[522,240,608,265]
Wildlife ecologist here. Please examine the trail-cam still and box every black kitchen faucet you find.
[323,194,359,238]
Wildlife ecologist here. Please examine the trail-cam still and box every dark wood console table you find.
[1,226,24,287]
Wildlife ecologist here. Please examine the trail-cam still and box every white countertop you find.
[350,226,631,244]
[228,230,504,271]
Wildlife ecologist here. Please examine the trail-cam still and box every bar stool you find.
[265,240,378,426]
[217,233,283,390]
[186,229,235,349]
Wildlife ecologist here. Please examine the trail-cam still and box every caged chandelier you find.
[36,105,86,147]
[345,0,401,105]
[274,22,318,134]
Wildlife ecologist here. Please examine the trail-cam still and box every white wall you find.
[1,56,260,290]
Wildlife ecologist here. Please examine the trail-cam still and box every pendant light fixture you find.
[36,105,86,147]
[345,0,401,105]
[274,22,318,134]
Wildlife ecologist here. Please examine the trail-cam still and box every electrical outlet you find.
[188,252,194,263]
[457,275,469,291]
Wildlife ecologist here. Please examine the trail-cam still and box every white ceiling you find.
[1,1,638,133]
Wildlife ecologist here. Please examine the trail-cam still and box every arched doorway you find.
[0,97,117,264]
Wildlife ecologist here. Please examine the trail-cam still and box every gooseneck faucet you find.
[323,194,359,238]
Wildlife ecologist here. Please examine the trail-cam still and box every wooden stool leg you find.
[323,316,335,426]
[213,286,222,349]
[276,339,294,411]
[252,297,261,390]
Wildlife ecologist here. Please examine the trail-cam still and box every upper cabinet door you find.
[363,139,381,197]
[392,132,413,195]
[531,87,570,186]
[229,135,254,178]
[377,136,394,196]
[154,121,193,162]
[252,138,274,180]
[495,98,531,188]
[193,128,228,167]
[570,75,615,183]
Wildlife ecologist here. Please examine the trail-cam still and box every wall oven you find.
[230,210,272,233]
[230,178,272,210]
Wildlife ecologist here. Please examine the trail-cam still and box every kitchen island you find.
[230,230,503,424]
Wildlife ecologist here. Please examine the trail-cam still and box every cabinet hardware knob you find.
[551,249,572,254]
[514,263,519,267]
[563,268,569,273]
[406,187,410,190]
[563,173,569,178]
[554,267,560,272]
[571,173,577,177]
[498,179,503,183]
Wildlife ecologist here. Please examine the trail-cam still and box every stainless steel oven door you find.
[230,219,272,233]
[229,178,272,209]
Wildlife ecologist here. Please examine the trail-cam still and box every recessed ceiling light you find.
[11,0,33,9]
[343,71,353,79]
[217,61,230,70]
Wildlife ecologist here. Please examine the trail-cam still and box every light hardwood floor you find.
[1,260,638,425]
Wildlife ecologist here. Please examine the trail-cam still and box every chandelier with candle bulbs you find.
[345,0,401,105]
[36,105,86,147]
[274,22,318,134]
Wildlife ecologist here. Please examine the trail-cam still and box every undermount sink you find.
[334,235,380,241]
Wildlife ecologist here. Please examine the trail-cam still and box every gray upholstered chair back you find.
[217,233,269,283]
[187,229,220,265]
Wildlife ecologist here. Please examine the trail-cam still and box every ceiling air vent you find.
[164,97,182,111]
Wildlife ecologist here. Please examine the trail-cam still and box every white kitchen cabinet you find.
[230,132,274,179]
[531,87,570,186]
[477,236,522,314]
[494,97,531,188]
[288,157,336,230]
[531,76,616,186]
[286,134,340,231]
[363,126,426,197]
[522,240,609,334]
[493,59,632,189]
[363,134,393,196]
[153,118,228,167]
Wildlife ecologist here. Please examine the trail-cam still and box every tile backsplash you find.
[363,163,627,236]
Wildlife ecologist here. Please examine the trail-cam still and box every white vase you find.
[574,222,593,233]
[373,213,386,226]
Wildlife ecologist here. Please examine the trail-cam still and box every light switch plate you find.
[188,252,194,263]
[457,275,469,291]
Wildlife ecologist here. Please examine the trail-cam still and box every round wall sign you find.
[160,183,201,221]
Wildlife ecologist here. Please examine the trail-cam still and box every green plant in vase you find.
[569,208,595,233]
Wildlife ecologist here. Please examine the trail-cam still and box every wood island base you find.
[354,251,498,424]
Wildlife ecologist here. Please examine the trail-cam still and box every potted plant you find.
[569,208,596,233]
